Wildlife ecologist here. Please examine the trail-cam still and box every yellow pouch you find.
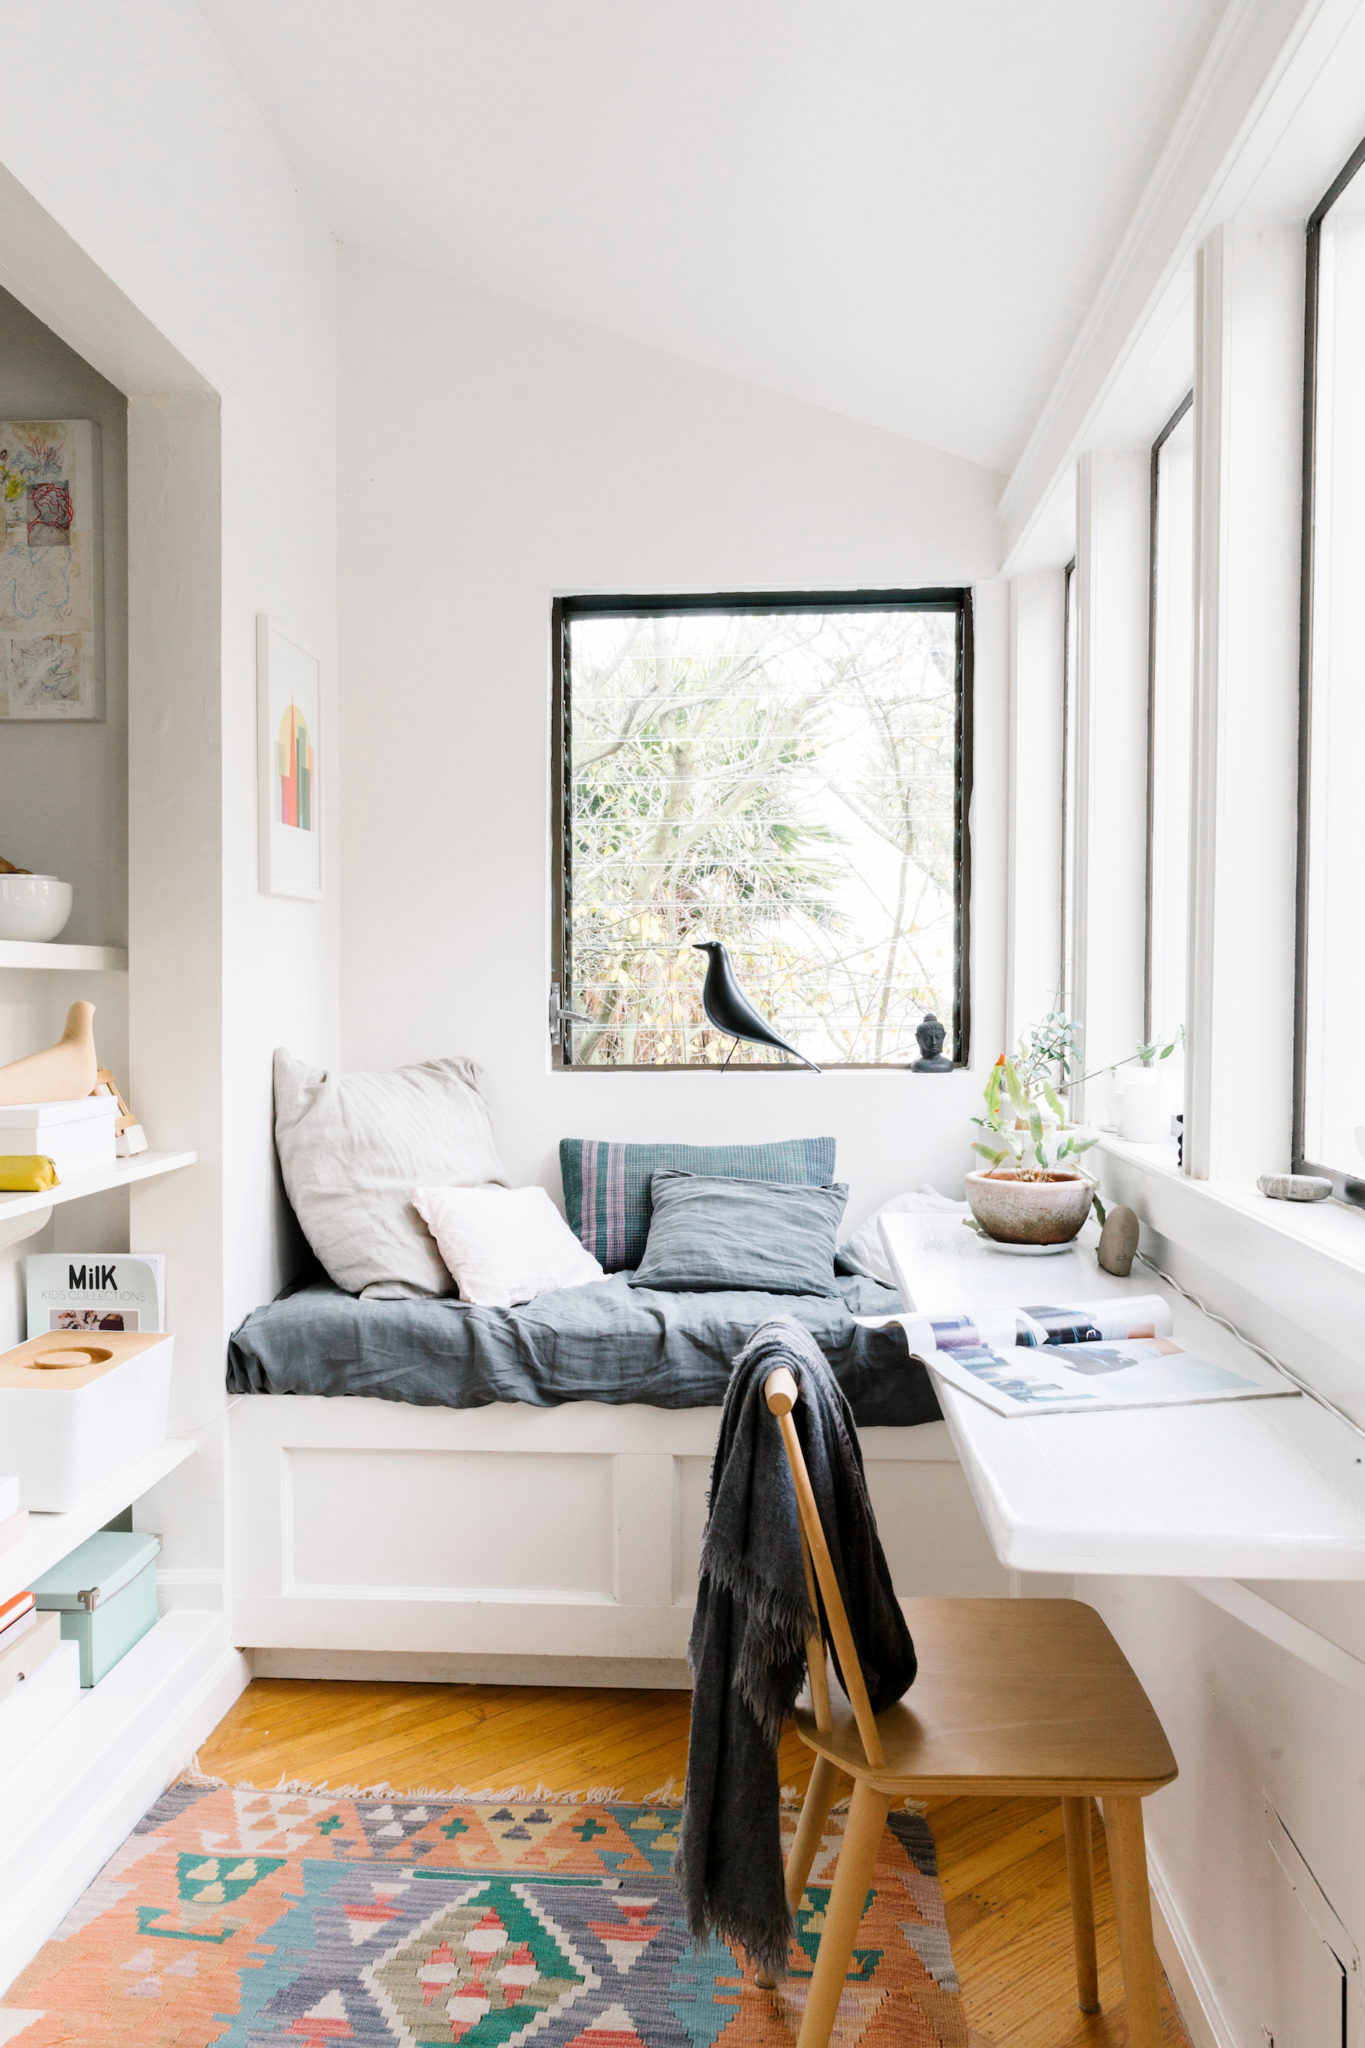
[0,1155,60,1192]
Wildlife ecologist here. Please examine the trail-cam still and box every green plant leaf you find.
[1093,1192,1107,1225]
[1005,1061,1028,1113]
[1042,1079,1065,1120]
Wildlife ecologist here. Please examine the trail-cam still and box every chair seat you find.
[795,1597,1177,1798]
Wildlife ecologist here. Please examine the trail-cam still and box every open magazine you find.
[899,1293,1292,1418]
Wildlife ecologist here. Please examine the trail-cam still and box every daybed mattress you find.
[226,1273,940,1428]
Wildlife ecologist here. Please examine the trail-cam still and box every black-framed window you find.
[1145,393,1194,1047]
[551,590,972,1070]
[1059,558,1078,1012]
[1297,137,1365,1198]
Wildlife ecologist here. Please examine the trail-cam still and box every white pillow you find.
[837,1185,968,1288]
[413,1185,605,1308]
[274,1049,507,1299]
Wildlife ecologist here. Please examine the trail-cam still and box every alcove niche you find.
[0,168,245,1984]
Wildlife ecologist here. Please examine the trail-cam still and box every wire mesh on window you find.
[563,606,960,1067]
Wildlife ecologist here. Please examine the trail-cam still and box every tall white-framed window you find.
[1059,557,1079,1012]
[1299,138,1365,1197]
[1146,395,1194,1050]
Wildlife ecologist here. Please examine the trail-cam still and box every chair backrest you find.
[764,1366,886,1770]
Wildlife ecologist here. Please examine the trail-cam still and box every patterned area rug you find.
[0,1782,967,2046]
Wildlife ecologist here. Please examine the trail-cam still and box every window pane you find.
[1304,171,1365,1178]
[1149,402,1194,1046]
[562,603,963,1067]
[1060,561,1078,1011]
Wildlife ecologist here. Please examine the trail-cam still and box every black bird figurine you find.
[693,940,821,1072]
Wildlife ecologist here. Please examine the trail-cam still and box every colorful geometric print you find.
[0,1787,966,2046]
[559,1138,837,1271]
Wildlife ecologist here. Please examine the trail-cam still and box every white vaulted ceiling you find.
[197,0,1228,471]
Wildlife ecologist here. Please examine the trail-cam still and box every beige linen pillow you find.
[273,1048,507,1298]
[412,1185,605,1308]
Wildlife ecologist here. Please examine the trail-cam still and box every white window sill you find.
[1098,1132,1365,1287]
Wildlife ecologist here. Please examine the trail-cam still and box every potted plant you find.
[966,1014,1182,1246]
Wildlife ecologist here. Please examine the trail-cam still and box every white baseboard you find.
[1149,1845,1236,2048]
[251,1647,693,1690]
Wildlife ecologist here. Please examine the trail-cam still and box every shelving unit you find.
[0,1609,245,1991]
[0,1438,195,1606]
[0,940,128,972]
[0,1149,197,1228]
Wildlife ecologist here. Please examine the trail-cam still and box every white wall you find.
[0,0,339,1597]
[338,252,1005,1225]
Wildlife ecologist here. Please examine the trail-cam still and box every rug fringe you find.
[180,1754,924,1815]
[182,1760,627,1804]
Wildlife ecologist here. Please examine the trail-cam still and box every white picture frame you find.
[0,418,103,720]
[257,615,323,899]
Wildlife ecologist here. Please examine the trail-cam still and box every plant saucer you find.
[980,1239,1079,1256]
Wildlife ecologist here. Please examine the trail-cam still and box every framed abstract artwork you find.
[257,615,323,899]
[0,419,103,720]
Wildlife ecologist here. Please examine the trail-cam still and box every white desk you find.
[881,1212,1365,1581]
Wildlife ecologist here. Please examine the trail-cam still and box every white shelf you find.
[0,1148,197,1225]
[0,1612,223,1821]
[0,1608,247,1991]
[0,1437,196,1605]
[0,940,127,972]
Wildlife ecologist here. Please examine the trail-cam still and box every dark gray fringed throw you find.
[675,1317,917,1976]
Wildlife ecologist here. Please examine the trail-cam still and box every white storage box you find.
[0,1637,80,1771]
[0,1331,174,1511]
[0,1096,117,1179]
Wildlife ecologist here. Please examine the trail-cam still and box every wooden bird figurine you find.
[693,941,821,1072]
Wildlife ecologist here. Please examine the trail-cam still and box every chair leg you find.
[1061,1796,1100,2013]
[1104,1796,1163,2048]
[786,1755,851,1912]
[796,1780,891,2048]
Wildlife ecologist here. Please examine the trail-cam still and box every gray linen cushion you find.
[273,1048,507,1299]
[560,1135,836,1271]
[629,1170,848,1295]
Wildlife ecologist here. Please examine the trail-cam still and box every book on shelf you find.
[25,1252,166,1336]
[899,1292,1292,1418]
[0,1589,35,1638]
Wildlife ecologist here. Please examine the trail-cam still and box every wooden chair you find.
[763,1366,1177,2048]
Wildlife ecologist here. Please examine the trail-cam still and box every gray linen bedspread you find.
[225,1272,941,1428]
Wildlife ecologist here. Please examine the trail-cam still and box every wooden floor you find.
[201,1679,1192,2047]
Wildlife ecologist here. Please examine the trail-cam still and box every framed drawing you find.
[257,615,323,899]
[0,419,103,720]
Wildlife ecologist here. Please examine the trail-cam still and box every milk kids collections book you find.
[25,1254,166,1336]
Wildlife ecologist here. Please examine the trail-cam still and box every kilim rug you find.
[0,1781,967,2047]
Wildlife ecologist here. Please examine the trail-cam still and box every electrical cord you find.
[1134,1249,1365,1444]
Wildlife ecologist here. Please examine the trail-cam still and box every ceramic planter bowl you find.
[965,1167,1094,1246]
[0,874,72,942]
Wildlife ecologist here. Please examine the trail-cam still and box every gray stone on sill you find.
[1257,1172,1333,1203]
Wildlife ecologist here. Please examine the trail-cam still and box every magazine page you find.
[924,1294,1174,1356]
[900,1315,1292,1419]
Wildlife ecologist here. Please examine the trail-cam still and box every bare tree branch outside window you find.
[557,598,966,1068]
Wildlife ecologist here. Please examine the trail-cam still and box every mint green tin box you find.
[31,1530,160,1686]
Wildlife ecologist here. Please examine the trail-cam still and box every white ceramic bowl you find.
[0,874,73,942]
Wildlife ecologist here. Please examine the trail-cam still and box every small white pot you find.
[0,874,73,942]
[1118,1068,1169,1144]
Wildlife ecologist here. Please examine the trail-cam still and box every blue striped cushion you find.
[558,1136,836,1272]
